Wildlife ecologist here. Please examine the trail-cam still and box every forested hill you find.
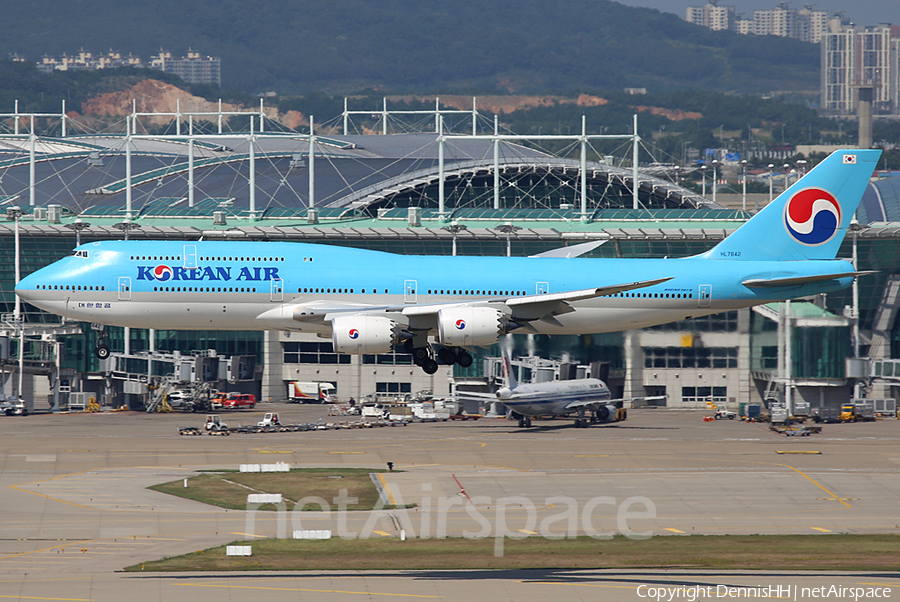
[0,0,819,95]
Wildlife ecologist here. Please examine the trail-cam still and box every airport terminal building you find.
[1,105,899,413]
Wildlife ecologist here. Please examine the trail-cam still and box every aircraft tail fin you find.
[500,348,518,390]
[704,149,880,262]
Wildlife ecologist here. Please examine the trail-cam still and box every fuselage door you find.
[183,244,198,270]
[270,278,284,302]
[404,280,417,304]
[536,282,549,295]
[118,276,132,301]
[698,284,712,308]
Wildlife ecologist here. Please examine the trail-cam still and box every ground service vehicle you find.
[258,413,281,427]
[1,398,27,416]
[288,381,337,403]
[841,401,875,422]
[204,415,227,431]
[218,393,256,409]
[812,407,840,423]
[715,405,736,420]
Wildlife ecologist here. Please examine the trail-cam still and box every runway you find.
[1,406,898,600]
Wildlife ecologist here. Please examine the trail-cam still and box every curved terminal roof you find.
[858,175,900,224]
[0,132,718,220]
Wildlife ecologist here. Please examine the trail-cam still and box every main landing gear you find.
[573,407,590,428]
[94,336,111,360]
[404,340,473,375]
[92,324,110,360]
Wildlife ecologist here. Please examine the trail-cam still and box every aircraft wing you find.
[402,276,672,325]
[564,395,667,410]
[259,277,673,329]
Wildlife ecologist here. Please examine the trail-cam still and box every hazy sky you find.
[614,0,899,27]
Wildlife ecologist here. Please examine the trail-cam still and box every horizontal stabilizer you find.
[742,271,875,288]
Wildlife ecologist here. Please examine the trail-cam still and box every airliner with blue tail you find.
[16,149,880,374]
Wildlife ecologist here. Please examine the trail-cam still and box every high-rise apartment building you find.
[685,0,735,31]
[821,24,900,114]
[151,50,221,86]
[686,2,830,43]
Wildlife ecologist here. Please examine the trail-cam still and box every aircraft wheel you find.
[412,347,430,363]
[456,350,473,368]
[517,417,525,428]
[524,417,532,428]
[437,347,457,365]
[421,359,439,375]
[95,345,111,360]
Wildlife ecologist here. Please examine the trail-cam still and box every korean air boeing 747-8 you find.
[16,149,880,374]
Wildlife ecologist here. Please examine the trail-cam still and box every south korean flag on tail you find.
[843,154,857,164]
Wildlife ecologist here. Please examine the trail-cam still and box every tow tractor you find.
[714,405,736,420]
[204,415,229,435]
[258,412,281,428]
[1,397,27,416]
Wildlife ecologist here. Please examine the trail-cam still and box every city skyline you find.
[615,0,898,27]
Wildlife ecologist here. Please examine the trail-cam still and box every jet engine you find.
[331,315,402,354]
[595,404,618,423]
[437,307,509,347]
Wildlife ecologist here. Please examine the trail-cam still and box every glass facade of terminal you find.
[1,226,898,395]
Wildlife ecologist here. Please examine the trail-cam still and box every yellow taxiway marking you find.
[811,527,832,533]
[0,539,99,562]
[180,583,440,598]
[0,594,91,602]
[776,462,853,510]
[376,473,397,506]
[328,451,365,454]
[372,530,392,537]
[573,454,610,457]
[229,532,268,538]
[518,529,537,535]
[776,451,821,454]
[664,528,686,534]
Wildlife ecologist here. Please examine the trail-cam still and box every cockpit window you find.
[69,250,89,258]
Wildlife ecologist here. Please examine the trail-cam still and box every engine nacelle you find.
[595,404,619,423]
[438,307,508,347]
[331,316,401,354]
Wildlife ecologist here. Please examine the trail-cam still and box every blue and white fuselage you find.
[15,149,881,374]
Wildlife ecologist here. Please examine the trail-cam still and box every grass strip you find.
[126,534,900,572]
[149,467,394,511]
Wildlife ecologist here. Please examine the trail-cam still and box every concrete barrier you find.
[226,545,252,556]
